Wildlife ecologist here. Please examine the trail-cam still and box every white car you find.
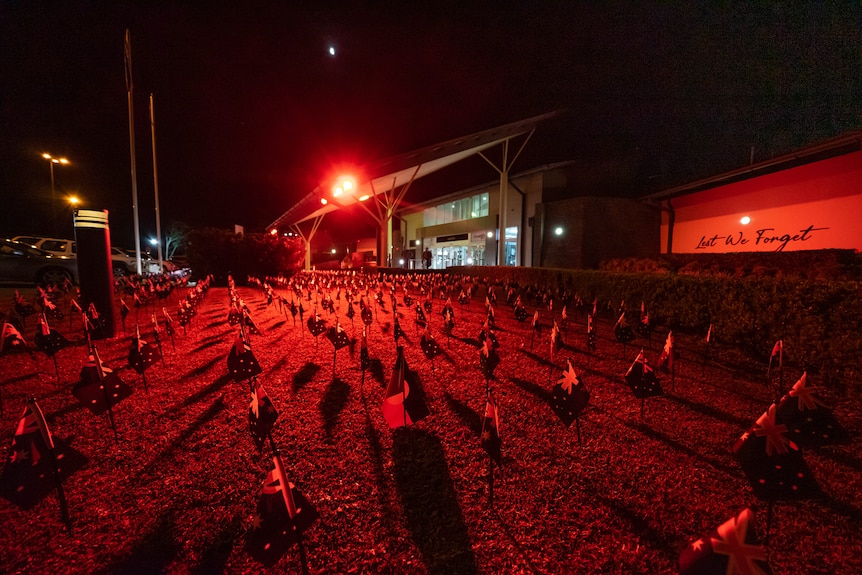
[10,236,145,277]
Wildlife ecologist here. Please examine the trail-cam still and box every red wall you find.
[663,150,862,253]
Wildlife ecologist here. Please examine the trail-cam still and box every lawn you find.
[0,276,860,575]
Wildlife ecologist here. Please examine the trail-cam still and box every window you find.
[422,193,490,226]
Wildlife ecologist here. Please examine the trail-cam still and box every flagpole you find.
[149,93,164,273]
[267,441,311,575]
[31,399,73,534]
[93,347,119,439]
[124,29,143,275]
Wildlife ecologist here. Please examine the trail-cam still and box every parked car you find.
[0,239,79,285]
[10,235,141,277]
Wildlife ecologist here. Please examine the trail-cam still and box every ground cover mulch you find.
[0,279,860,575]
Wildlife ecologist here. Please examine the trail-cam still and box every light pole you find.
[42,153,70,236]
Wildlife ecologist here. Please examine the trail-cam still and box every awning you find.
[268,110,561,229]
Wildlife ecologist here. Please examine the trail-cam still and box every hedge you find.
[437,265,862,393]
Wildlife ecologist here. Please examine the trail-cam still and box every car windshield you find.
[3,240,53,258]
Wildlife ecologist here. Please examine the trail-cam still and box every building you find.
[646,130,862,254]
[398,161,660,269]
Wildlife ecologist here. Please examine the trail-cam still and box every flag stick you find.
[99,376,119,440]
[640,394,645,420]
[52,355,60,387]
[575,417,581,444]
[46,440,73,533]
[777,346,784,398]
[266,435,311,575]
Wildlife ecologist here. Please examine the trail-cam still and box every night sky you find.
[1,2,859,248]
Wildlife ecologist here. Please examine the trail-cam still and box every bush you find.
[445,265,862,394]
[185,228,304,284]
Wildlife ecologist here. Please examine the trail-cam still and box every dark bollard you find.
[73,209,117,339]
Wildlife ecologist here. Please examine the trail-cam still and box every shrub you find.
[186,228,304,284]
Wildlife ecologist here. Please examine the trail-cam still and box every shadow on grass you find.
[98,511,178,575]
[509,377,553,405]
[46,399,85,421]
[1,371,41,386]
[319,377,351,438]
[182,355,223,380]
[368,358,385,386]
[518,349,555,369]
[392,428,477,575]
[662,393,752,428]
[171,373,232,412]
[443,393,482,436]
[292,362,320,393]
[191,338,222,354]
[623,420,740,477]
[269,320,286,330]
[141,398,226,477]
[453,335,480,349]
[203,320,228,331]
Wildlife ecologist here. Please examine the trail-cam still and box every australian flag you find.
[227,330,263,382]
[679,508,772,575]
[552,359,590,427]
[249,379,279,451]
[776,372,849,448]
[0,399,86,509]
[624,350,662,399]
[382,346,429,428]
[245,454,318,567]
[481,390,502,465]
[733,403,822,501]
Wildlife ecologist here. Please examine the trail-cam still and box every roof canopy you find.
[268,111,561,229]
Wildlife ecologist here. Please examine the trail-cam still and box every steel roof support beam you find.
[478,129,535,266]
[291,214,325,271]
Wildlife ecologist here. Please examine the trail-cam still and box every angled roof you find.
[268,110,561,229]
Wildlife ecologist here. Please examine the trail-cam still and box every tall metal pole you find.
[125,29,142,275]
[149,93,164,273]
[49,160,57,236]
[497,140,510,267]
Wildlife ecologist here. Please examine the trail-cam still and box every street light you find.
[42,153,70,236]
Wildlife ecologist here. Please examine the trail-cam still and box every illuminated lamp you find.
[320,197,328,205]
[358,194,370,202]
[332,176,355,198]
[554,227,564,236]
[486,231,494,238]
[740,216,751,225]
[270,228,278,236]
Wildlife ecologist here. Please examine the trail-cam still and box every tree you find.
[164,222,190,260]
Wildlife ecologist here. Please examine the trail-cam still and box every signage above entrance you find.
[436,233,469,243]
